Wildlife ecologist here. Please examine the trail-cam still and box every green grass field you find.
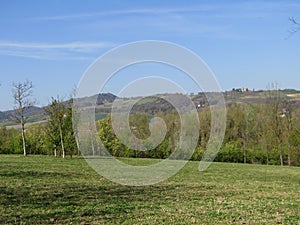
[0,155,299,224]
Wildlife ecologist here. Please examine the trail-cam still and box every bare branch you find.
[12,80,35,156]
[287,17,300,39]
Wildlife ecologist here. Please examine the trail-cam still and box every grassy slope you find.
[0,155,299,224]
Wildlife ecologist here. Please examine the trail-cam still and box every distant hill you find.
[0,93,117,127]
[6,106,44,117]
[0,106,46,127]
[72,93,117,107]
[2,90,300,127]
[97,93,117,105]
[2,106,45,121]
[0,111,8,120]
[281,89,300,95]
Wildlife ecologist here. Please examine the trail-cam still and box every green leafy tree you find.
[62,107,77,157]
[98,116,132,157]
[26,124,47,154]
[45,97,67,158]
[0,127,21,154]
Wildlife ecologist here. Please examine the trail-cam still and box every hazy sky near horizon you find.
[0,0,300,110]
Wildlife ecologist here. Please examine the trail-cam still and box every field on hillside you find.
[0,155,299,224]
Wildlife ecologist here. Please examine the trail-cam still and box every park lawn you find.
[0,155,299,224]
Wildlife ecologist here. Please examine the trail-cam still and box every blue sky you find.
[0,0,300,110]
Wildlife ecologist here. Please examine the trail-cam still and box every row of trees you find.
[1,100,300,165]
[2,80,77,157]
[0,99,77,157]
[1,81,300,166]
[96,100,300,166]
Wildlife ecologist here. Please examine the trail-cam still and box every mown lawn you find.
[0,155,299,224]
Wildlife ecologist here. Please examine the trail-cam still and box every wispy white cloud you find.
[26,2,300,42]
[0,41,114,52]
[0,49,43,59]
[0,41,115,60]
[31,2,300,22]
[31,6,220,21]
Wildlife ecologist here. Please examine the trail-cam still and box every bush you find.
[216,142,243,163]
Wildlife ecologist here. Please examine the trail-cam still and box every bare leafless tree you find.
[287,17,300,38]
[12,80,35,156]
[70,86,80,156]
[266,82,285,166]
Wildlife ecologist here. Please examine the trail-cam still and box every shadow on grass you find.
[0,171,194,224]
[0,170,71,178]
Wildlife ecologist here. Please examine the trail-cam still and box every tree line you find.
[0,81,77,158]
[1,81,300,166]
[96,101,300,166]
[0,98,77,157]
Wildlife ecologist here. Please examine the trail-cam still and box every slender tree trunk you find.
[88,121,95,156]
[54,144,57,157]
[91,137,95,156]
[243,145,247,164]
[243,137,247,164]
[266,145,269,165]
[59,126,65,158]
[280,143,283,166]
[287,122,292,166]
[21,117,26,156]
[287,143,291,166]
[75,136,80,156]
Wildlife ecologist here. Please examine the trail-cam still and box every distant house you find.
[232,87,249,93]
[197,100,206,108]
[242,87,249,92]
